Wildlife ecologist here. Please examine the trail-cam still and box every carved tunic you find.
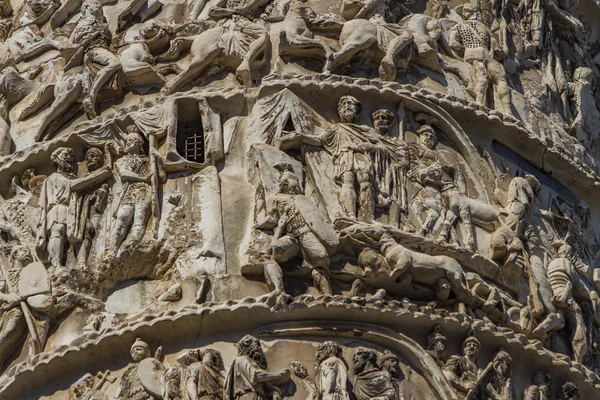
[38,171,77,230]
[190,362,225,399]
[117,155,151,206]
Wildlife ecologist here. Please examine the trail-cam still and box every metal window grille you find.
[178,121,204,163]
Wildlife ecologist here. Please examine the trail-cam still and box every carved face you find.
[494,358,510,378]
[53,149,74,173]
[419,127,437,150]
[373,113,394,136]
[430,339,446,357]
[463,341,479,358]
[82,0,104,20]
[382,358,399,375]
[279,172,302,195]
[27,0,50,16]
[352,348,375,374]
[338,98,361,124]
[462,5,481,21]
[85,149,104,172]
[125,134,145,155]
[12,247,32,267]
[131,345,151,362]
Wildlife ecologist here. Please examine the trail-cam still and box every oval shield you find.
[18,262,51,299]
[138,358,165,398]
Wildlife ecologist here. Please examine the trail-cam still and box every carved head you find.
[352,347,377,374]
[315,341,342,367]
[338,96,361,124]
[140,21,161,39]
[178,349,200,366]
[371,109,395,136]
[85,148,104,172]
[27,0,52,17]
[130,338,151,362]
[237,335,267,369]
[124,126,145,155]
[561,382,579,400]
[81,0,104,20]
[524,174,541,197]
[492,349,511,378]
[200,348,224,370]
[10,246,33,268]
[462,4,481,21]
[279,171,302,195]
[51,147,75,173]
[0,0,13,18]
[553,240,572,259]
[533,371,552,392]
[427,326,447,359]
[380,351,399,376]
[573,67,593,85]
[461,336,480,359]
[416,125,437,150]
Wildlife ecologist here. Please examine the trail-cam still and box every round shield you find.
[18,262,51,299]
[138,358,165,398]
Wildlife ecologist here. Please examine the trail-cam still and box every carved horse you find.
[323,16,414,81]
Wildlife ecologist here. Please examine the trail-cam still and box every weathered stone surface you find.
[0,0,599,398]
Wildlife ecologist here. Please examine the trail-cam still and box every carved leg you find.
[129,200,151,247]
[48,223,67,268]
[299,231,330,271]
[487,59,512,115]
[459,203,475,250]
[77,221,95,267]
[112,204,135,257]
[356,170,374,224]
[236,32,270,87]
[419,208,440,237]
[83,49,121,118]
[325,38,377,75]
[161,48,220,95]
[567,306,588,364]
[532,312,565,340]
[379,31,413,81]
[438,208,457,243]
[264,261,284,294]
[350,279,364,297]
[471,60,489,106]
[18,84,55,122]
[312,267,332,295]
[0,309,26,369]
[272,236,301,264]
[340,171,357,219]
[35,81,83,142]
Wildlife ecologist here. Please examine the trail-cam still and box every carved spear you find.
[0,252,43,354]
[149,134,161,238]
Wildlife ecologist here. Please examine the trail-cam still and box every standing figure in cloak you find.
[37,147,111,269]
[184,348,225,400]
[352,347,396,400]
[315,341,351,400]
[466,349,515,400]
[72,148,110,266]
[371,108,409,228]
[224,335,290,400]
[281,96,389,222]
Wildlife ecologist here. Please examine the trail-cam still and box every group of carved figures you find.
[0,125,168,371]
[0,0,599,152]
[68,334,582,400]
[252,93,600,369]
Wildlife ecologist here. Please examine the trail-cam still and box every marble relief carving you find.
[0,0,599,398]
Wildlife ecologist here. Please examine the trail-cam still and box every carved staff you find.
[0,253,43,354]
[149,134,161,238]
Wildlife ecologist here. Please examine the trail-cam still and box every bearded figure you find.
[352,347,396,400]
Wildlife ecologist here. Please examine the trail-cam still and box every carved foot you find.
[378,57,396,82]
